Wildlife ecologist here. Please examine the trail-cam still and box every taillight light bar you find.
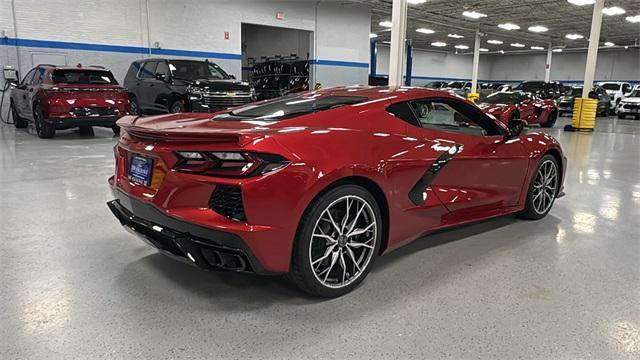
[173,151,289,178]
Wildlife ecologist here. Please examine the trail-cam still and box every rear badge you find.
[226,92,236,97]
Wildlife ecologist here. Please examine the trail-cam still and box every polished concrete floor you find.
[1,116,639,359]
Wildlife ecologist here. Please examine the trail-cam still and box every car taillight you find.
[173,151,289,178]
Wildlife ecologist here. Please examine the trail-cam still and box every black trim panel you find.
[408,143,463,206]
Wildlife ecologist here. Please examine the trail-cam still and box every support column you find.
[388,0,408,87]
[370,40,377,77]
[405,42,413,86]
[544,44,553,82]
[470,30,481,94]
[582,0,605,98]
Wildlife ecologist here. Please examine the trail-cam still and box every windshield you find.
[515,82,545,92]
[52,70,118,85]
[567,87,583,96]
[600,83,621,91]
[483,92,520,104]
[627,90,640,98]
[447,81,467,89]
[221,94,367,121]
[168,60,230,81]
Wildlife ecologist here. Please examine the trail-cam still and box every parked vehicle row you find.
[7,59,257,138]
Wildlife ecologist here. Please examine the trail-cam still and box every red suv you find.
[9,64,130,138]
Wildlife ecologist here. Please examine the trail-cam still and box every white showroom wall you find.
[0,0,370,87]
[374,45,491,85]
[487,49,640,84]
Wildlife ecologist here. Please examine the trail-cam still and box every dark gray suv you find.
[123,58,255,114]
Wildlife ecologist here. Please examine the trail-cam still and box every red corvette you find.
[107,86,566,297]
[478,91,558,128]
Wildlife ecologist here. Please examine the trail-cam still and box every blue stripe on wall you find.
[0,37,370,68]
[0,37,242,60]
[311,59,369,68]
[374,73,640,84]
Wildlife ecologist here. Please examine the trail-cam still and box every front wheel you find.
[168,100,184,113]
[287,185,382,297]
[617,113,626,119]
[516,154,559,220]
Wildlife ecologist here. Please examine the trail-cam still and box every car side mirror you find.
[229,74,236,80]
[506,118,527,138]
[154,72,167,81]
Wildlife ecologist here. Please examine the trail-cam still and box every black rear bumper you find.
[107,191,272,275]
[46,116,120,128]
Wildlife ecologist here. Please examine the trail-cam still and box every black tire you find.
[635,115,640,120]
[540,112,556,128]
[287,184,382,298]
[11,101,28,128]
[617,113,625,119]
[33,104,55,139]
[129,95,141,116]
[516,154,559,220]
[558,111,564,117]
[112,124,121,136]
[168,100,184,113]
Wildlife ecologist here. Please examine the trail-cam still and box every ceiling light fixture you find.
[462,11,488,19]
[448,33,464,39]
[454,45,469,50]
[626,15,640,23]
[567,0,595,5]
[530,46,545,50]
[499,50,505,54]
[479,48,489,52]
[510,43,526,48]
[379,21,393,28]
[369,33,378,38]
[565,33,584,40]
[487,39,503,45]
[552,48,563,53]
[602,7,626,16]
[528,25,549,33]
[604,42,615,46]
[431,42,447,47]
[407,0,427,4]
[416,28,435,34]
[498,23,520,30]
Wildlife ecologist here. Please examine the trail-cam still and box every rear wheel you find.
[540,112,556,128]
[33,104,55,139]
[11,101,28,128]
[516,154,559,220]
[287,184,382,297]
[112,125,121,136]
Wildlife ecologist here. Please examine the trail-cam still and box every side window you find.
[387,102,420,127]
[622,83,631,93]
[409,100,485,136]
[155,61,169,78]
[22,69,36,85]
[139,61,157,79]
[31,67,45,85]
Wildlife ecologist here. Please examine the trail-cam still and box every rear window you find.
[52,70,118,85]
[217,94,368,121]
[515,82,545,92]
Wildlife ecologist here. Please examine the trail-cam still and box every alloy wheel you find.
[309,195,377,289]
[532,159,558,214]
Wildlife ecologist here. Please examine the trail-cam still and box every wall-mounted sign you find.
[276,12,285,20]
[224,31,230,40]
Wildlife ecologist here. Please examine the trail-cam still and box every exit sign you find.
[276,12,284,20]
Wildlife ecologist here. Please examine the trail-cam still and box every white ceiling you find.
[351,0,640,53]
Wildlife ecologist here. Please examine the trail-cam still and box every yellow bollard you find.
[567,98,597,131]
[467,92,480,103]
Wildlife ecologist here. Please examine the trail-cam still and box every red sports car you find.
[478,91,558,128]
[107,86,566,297]
[9,64,130,138]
